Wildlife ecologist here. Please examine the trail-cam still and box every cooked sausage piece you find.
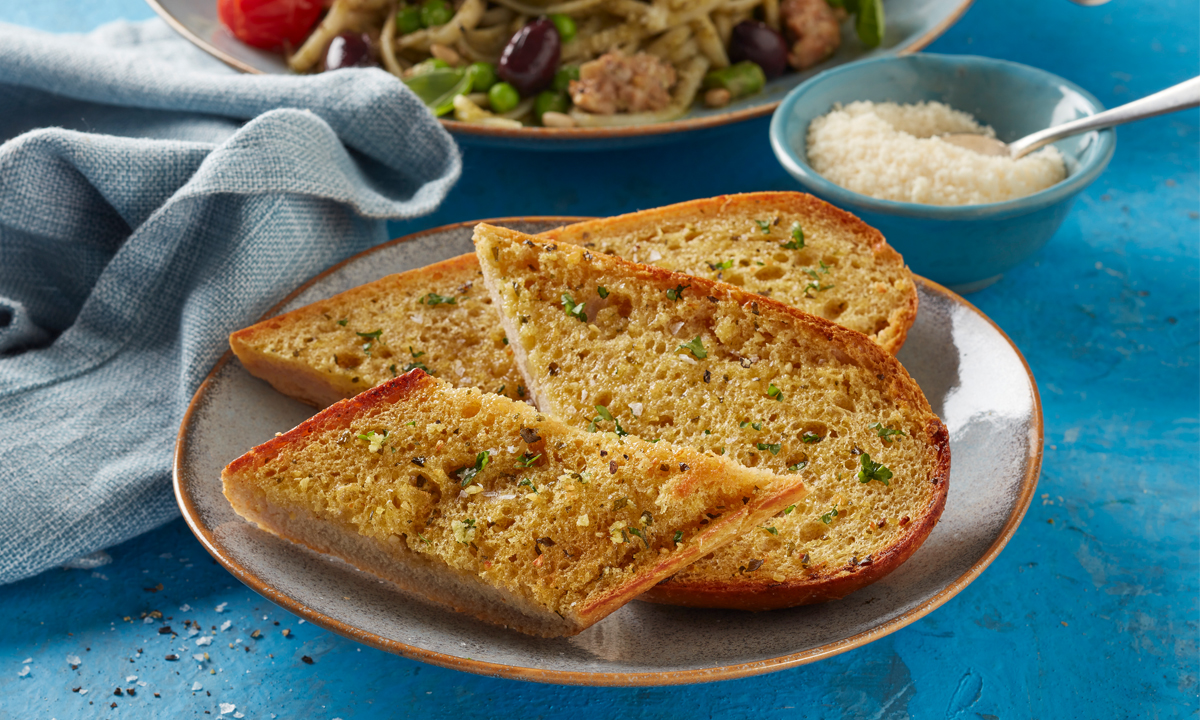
[781,0,842,70]
[569,52,678,115]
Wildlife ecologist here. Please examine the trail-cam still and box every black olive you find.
[325,32,375,71]
[497,18,561,96]
[728,21,789,79]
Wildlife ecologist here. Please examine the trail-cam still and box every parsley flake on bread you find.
[473,224,949,610]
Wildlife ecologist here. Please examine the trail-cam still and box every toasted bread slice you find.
[222,370,807,636]
[539,193,917,354]
[230,193,915,410]
[228,254,525,408]
[474,224,949,610]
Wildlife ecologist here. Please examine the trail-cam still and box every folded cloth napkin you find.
[0,20,461,584]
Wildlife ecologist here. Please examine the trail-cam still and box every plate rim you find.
[173,216,1042,686]
[144,0,974,143]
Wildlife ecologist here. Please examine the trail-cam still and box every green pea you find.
[467,62,498,92]
[420,0,454,28]
[534,90,570,123]
[395,6,422,35]
[548,14,577,43]
[488,82,520,114]
[552,65,579,93]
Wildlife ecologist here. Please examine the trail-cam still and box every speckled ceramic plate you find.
[146,0,972,149]
[174,218,1042,686]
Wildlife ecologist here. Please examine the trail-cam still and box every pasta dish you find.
[217,0,884,128]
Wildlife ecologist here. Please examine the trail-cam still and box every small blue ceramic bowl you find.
[770,53,1115,292]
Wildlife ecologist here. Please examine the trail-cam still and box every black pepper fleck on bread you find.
[473,224,949,610]
[222,370,808,635]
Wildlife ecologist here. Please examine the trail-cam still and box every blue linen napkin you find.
[0,20,461,584]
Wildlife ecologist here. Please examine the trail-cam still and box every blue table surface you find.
[2,1,1197,717]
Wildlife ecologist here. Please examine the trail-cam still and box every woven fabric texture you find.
[0,20,461,584]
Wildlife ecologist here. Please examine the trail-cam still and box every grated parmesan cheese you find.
[807,100,1066,206]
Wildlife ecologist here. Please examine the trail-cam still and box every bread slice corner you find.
[228,253,524,409]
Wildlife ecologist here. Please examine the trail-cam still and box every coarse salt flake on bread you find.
[222,370,807,636]
[473,223,949,610]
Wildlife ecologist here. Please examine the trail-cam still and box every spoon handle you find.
[1010,76,1200,158]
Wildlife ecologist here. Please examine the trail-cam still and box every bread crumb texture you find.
[223,371,798,632]
[229,255,524,408]
[807,101,1067,206]
[540,192,916,354]
[475,224,949,607]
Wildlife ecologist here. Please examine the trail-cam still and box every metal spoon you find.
[941,76,1200,158]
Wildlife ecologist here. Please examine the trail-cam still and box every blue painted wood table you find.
[1,0,1196,717]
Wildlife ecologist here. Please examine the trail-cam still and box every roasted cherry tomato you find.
[217,0,324,52]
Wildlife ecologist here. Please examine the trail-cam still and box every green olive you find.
[488,82,520,114]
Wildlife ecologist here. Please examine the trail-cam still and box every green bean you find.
[703,61,766,99]
[856,0,885,48]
